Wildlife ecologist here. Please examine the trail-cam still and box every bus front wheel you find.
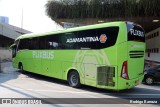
[18,63,25,74]
[68,71,81,88]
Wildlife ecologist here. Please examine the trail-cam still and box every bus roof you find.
[16,21,126,40]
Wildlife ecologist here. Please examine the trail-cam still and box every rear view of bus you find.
[118,22,145,90]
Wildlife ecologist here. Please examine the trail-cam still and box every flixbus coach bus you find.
[10,21,145,90]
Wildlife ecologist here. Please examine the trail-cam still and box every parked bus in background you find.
[10,21,145,90]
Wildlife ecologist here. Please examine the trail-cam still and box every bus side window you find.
[39,36,46,49]
[96,27,119,49]
[47,34,59,49]
[77,29,97,49]
[18,39,29,50]
[59,32,78,49]
[28,37,39,50]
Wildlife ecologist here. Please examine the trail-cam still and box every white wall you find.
[0,48,12,62]
[145,27,160,62]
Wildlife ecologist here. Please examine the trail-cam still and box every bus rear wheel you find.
[68,71,81,88]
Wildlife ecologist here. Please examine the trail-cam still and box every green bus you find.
[10,21,145,90]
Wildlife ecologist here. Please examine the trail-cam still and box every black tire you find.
[19,63,25,74]
[68,71,81,88]
[145,76,154,85]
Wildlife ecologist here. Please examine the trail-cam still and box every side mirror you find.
[9,44,17,58]
[9,44,16,49]
[9,47,12,52]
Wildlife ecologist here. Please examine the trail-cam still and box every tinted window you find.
[18,38,39,50]
[59,32,78,49]
[18,39,29,50]
[127,22,145,42]
[46,35,59,49]
[77,29,97,49]
[96,27,119,49]
[39,36,46,49]
[62,27,119,49]
[28,38,39,50]
[18,27,119,50]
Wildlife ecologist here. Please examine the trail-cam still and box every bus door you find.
[84,63,97,86]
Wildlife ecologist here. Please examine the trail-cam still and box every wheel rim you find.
[146,77,153,84]
[20,66,23,70]
[19,65,23,72]
[70,74,78,86]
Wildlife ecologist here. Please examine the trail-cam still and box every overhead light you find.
[152,20,159,22]
[98,20,104,23]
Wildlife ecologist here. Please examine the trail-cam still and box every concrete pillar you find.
[0,57,1,72]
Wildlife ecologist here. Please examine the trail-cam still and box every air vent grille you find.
[97,66,115,86]
[129,51,144,58]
